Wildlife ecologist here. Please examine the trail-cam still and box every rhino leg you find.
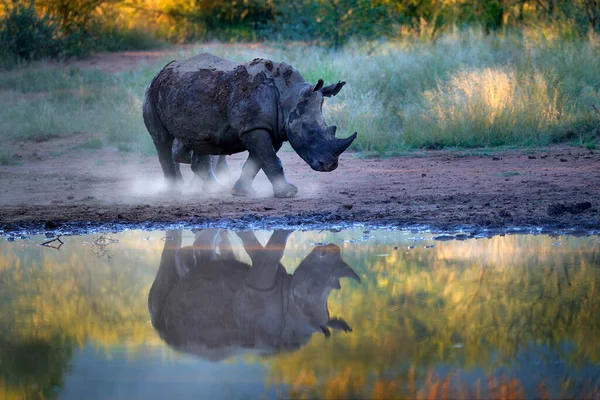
[172,139,191,164]
[240,230,293,290]
[232,140,285,197]
[232,155,260,197]
[215,156,231,185]
[143,96,182,184]
[191,153,226,193]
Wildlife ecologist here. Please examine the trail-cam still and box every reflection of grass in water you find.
[267,234,600,398]
[0,338,74,399]
[0,231,598,398]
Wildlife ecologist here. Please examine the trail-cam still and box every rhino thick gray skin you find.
[148,229,360,361]
[143,53,358,197]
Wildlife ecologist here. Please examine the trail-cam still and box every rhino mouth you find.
[310,158,338,172]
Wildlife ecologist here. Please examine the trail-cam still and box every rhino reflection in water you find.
[148,230,360,361]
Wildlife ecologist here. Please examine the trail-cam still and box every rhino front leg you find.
[240,230,293,290]
[191,153,226,193]
[232,156,260,197]
[240,131,296,198]
[232,142,283,197]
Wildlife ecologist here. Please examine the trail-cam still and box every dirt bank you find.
[1,134,599,234]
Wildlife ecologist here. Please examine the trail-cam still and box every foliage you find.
[1,32,599,152]
[274,0,396,48]
[2,0,600,59]
[0,0,63,63]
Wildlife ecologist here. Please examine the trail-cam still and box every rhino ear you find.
[321,81,346,97]
[313,79,324,92]
[328,317,352,332]
[319,325,331,337]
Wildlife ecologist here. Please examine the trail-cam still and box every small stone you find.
[528,155,537,159]
[67,195,74,200]
[433,235,454,241]
[44,220,60,229]
[342,204,353,210]
[492,157,501,161]
[560,158,567,162]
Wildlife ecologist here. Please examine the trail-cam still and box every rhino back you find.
[156,260,290,350]
[149,53,282,155]
[158,259,248,347]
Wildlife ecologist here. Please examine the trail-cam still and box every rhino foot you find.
[159,179,182,195]
[273,182,298,198]
[203,181,227,194]
[232,180,257,197]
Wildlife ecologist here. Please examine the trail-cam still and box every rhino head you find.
[284,80,358,172]
[285,244,361,341]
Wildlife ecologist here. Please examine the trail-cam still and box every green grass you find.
[0,153,19,165]
[0,30,599,156]
[77,136,104,149]
[497,171,522,177]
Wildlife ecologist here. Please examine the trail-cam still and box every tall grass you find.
[0,29,598,155]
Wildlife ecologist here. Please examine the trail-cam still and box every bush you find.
[274,0,395,47]
[0,1,63,61]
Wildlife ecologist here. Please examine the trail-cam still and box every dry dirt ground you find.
[1,133,599,234]
[1,50,599,234]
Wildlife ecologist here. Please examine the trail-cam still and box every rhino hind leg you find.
[191,153,226,193]
[214,156,231,185]
[172,139,191,164]
[143,96,182,184]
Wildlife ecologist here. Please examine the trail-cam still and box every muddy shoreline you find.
[1,136,599,238]
[2,213,599,240]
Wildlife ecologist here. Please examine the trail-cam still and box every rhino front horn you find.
[332,132,358,156]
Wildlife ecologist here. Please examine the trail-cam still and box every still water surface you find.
[1,229,599,399]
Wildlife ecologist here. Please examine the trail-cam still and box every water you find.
[1,229,599,399]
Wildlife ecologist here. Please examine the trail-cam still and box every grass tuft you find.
[0,153,19,165]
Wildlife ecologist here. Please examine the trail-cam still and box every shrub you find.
[0,1,62,62]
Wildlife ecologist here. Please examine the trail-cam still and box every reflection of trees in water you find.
[265,234,600,398]
[0,337,73,399]
[0,232,598,398]
[0,234,162,398]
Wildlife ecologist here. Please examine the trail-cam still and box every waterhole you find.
[1,229,599,399]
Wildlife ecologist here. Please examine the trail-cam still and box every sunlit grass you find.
[0,30,599,155]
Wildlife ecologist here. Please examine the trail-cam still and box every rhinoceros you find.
[148,229,360,361]
[143,53,357,197]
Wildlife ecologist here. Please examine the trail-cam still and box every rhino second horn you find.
[326,125,337,137]
[332,132,358,156]
[313,79,324,92]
